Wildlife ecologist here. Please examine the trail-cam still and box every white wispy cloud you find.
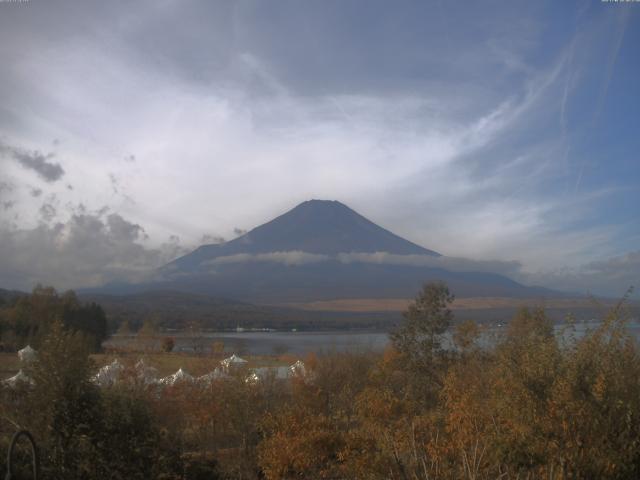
[203,250,518,274]
[206,251,330,268]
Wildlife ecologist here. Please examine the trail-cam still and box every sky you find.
[0,0,638,297]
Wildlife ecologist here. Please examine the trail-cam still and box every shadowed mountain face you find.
[168,200,439,272]
[137,200,556,303]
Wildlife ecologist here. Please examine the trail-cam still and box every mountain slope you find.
[140,199,558,303]
[154,261,556,303]
[167,200,439,272]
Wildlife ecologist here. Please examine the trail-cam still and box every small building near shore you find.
[160,368,194,386]
[135,358,159,384]
[221,354,248,372]
[93,359,124,387]
[198,368,226,385]
[3,369,33,388]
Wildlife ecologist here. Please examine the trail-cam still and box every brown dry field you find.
[279,297,616,313]
[0,351,294,379]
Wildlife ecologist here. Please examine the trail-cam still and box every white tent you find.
[18,345,37,363]
[3,370,33,388]
[252,366,290,381]
[93,359,124,387]
[135,358,159,384]
[290,360,306,377]
[160,368,194,386]
[220,354,248,370]
[198,368,226,385]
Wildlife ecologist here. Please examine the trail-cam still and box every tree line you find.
[0,286,108,352]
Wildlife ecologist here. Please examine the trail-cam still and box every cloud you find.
[200,249,637,298]
[336,252,522,276]
[106,212,146,241]
[205,251,330,268]
[39,203,56,222]
[0,181,14,197]
[30,188,42,197]
[233,227,248,237]
[522,251,640,298]
[201,234,226,244]
[592,6,631,126]
[108,173,120,194]
[0,141,65,182]
[0,210,189,290]
[201,249,521,276]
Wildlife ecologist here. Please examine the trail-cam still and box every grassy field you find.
[280,296,628,312]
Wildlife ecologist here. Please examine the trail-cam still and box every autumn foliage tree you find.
[390,281,454,406]
[0,286,107,352]
[1,319,182,479]
[162,336,175,353]
[3,282,640,480]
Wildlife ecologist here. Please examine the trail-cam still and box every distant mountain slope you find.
[153,261,557,303]
[130,199,560,303]
[167,200,439,272]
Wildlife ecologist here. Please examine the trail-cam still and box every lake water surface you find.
[105,320,640,356]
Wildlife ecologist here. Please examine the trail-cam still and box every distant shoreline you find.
[275,296,630,313]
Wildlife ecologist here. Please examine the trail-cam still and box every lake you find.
[104,319,640,356]
[105,330,391,355]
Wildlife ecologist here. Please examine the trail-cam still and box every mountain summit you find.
[169,200,439,272]
[236,199,439,255]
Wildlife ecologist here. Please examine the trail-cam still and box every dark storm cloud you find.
[0,141,65,182]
